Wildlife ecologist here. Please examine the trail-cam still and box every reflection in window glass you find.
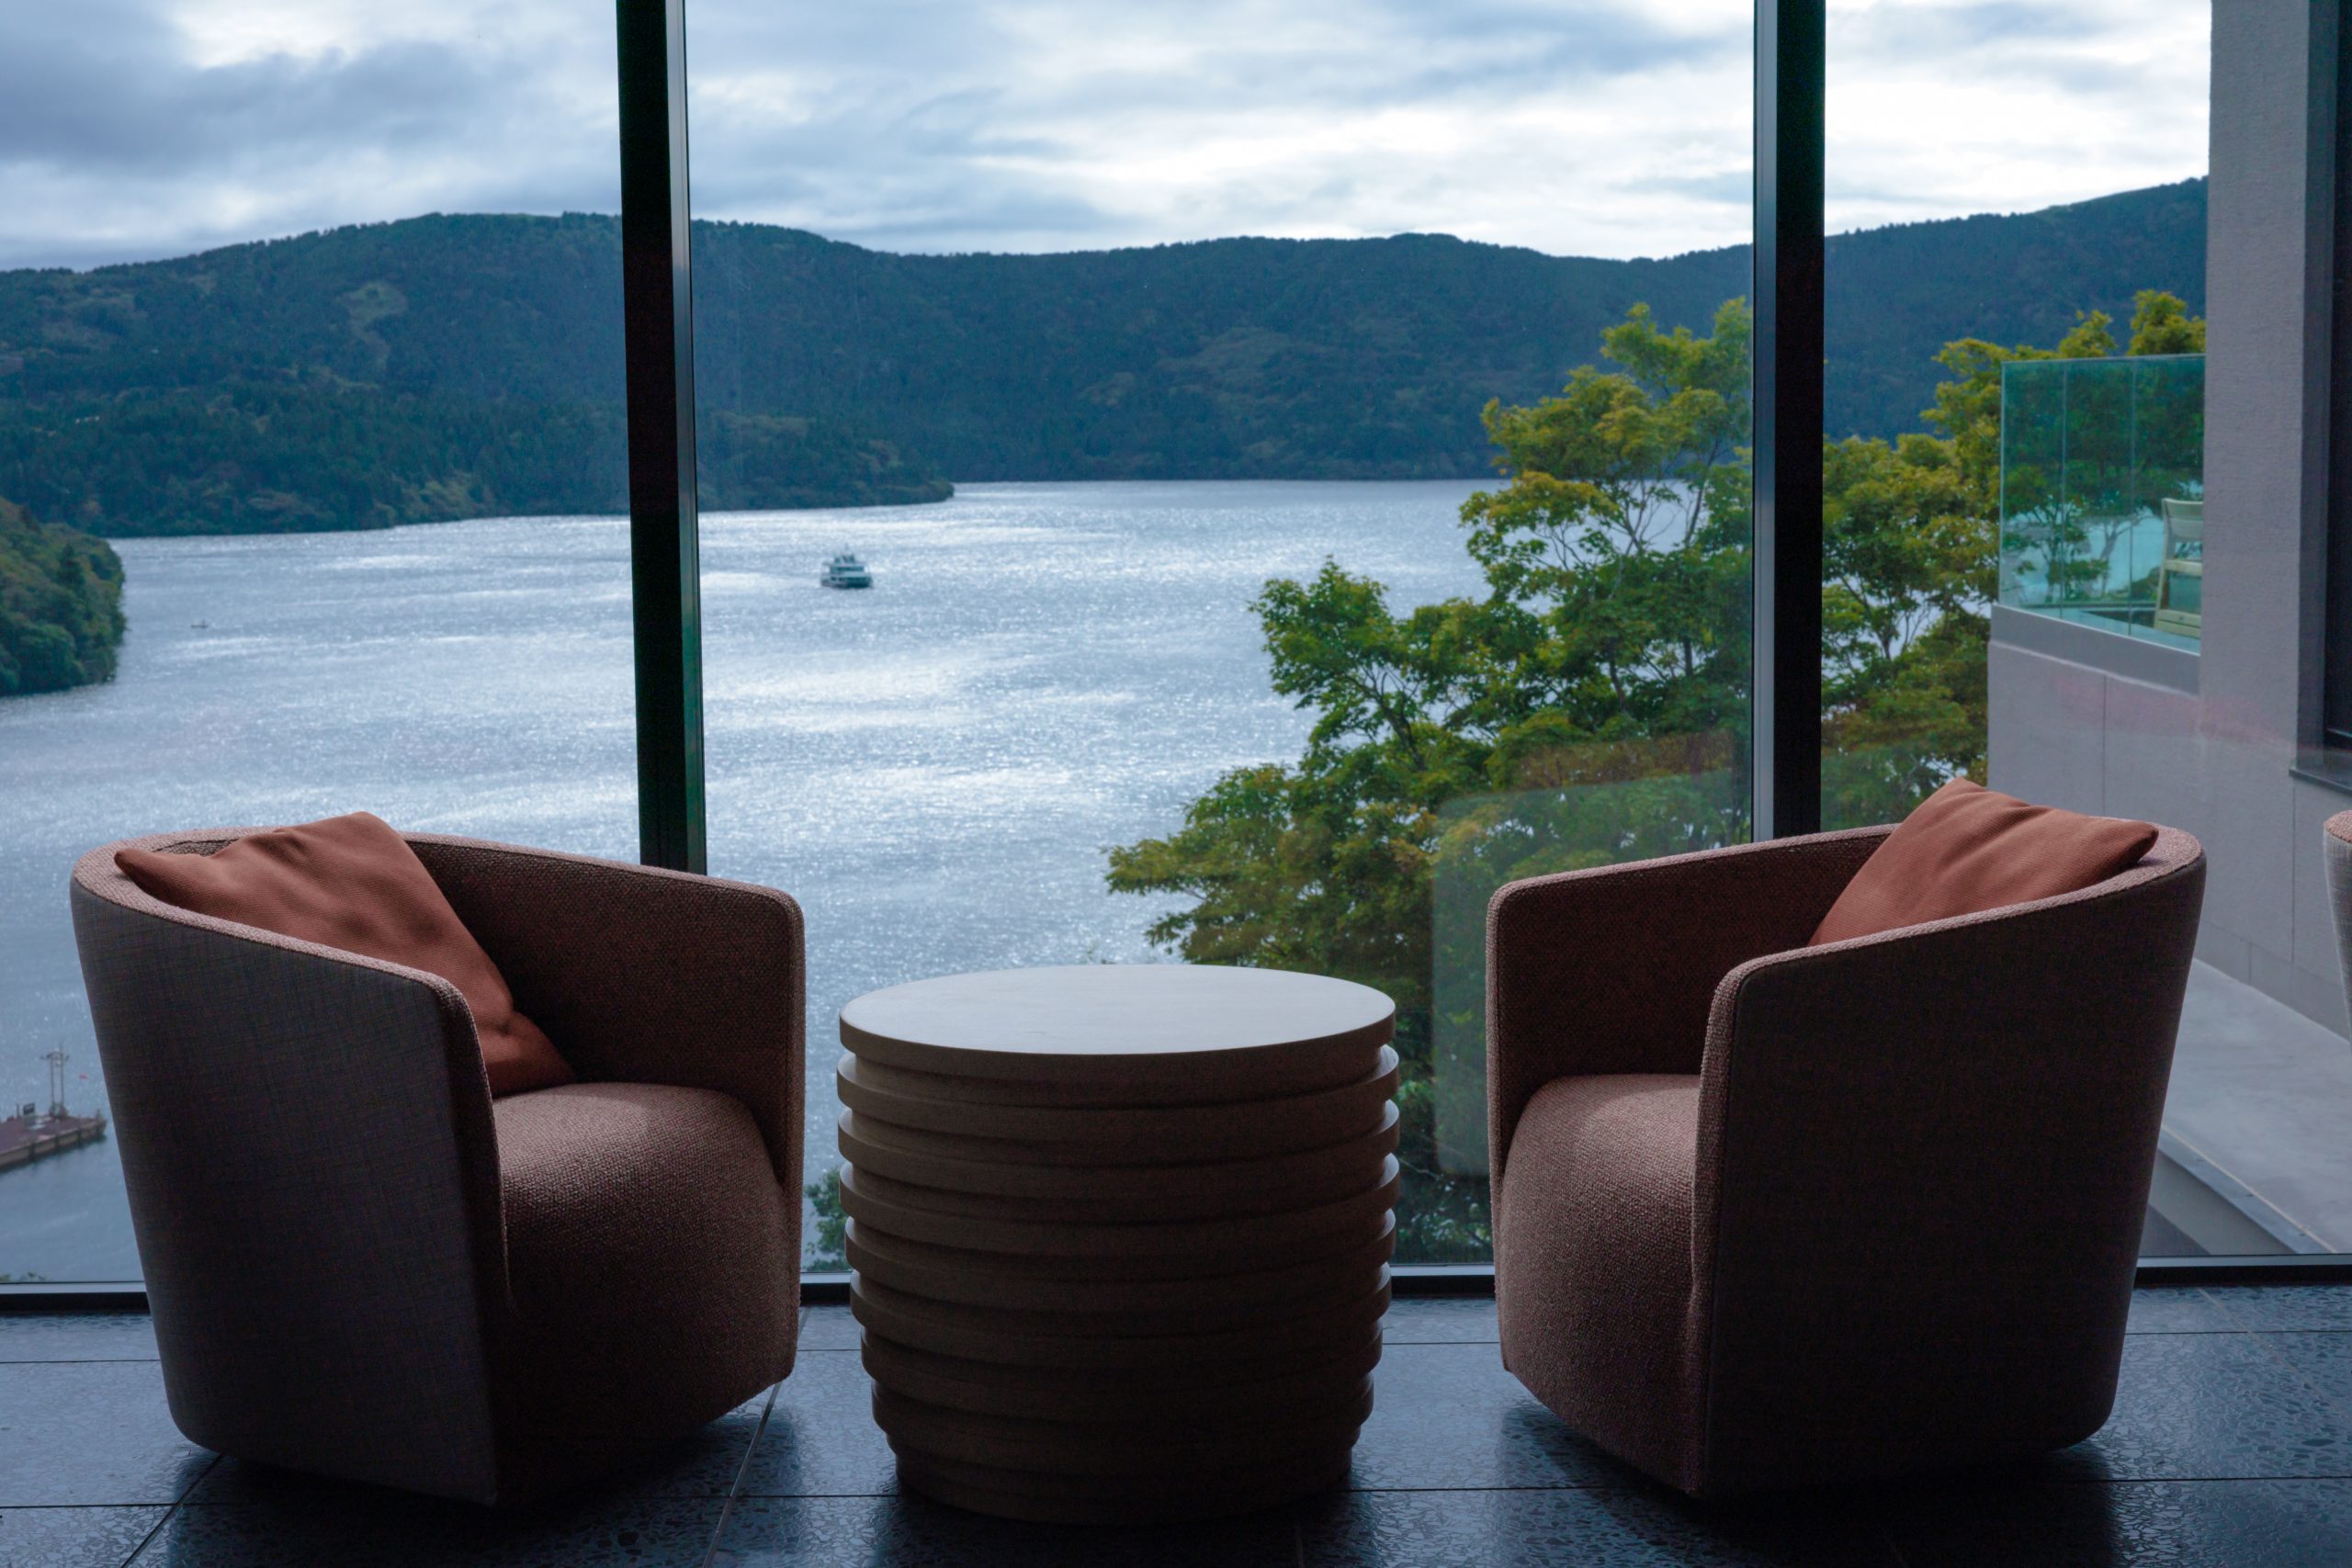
[1996,354,2204,649]
[1821,4,2347,1259]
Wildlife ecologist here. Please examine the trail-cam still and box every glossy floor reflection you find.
[1,1286,2346,1566]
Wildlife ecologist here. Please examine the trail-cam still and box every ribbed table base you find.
[838,1029,1398,1523]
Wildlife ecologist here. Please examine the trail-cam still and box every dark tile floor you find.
[2,1286,2347,1567]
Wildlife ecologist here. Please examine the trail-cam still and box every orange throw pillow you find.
[116,812,572,1096]
[1809,779,2158,946]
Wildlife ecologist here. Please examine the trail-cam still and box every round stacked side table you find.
[834,964,1400,1524]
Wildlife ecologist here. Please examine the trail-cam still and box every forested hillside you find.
[0,211,949,534]
[693,178,2204,476]
[0,389,947,536]
[0,180,2206,531]
[0,496,123,695]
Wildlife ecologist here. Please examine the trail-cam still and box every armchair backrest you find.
[70,830,507,1502]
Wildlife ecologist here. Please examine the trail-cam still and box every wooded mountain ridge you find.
[0,179,2206,534]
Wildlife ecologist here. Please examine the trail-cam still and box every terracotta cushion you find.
[1809,779,2157,947]
[116,812,572,1096]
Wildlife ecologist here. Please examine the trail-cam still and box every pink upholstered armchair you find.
[70,828,806,1505]
[1486,823,2205,1497]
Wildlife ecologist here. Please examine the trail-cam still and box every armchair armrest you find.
[69,838,506,1501]
[1485,827,1888,1192]
[408,836,806,1201]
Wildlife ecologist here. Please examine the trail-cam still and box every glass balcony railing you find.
[1998,354,2204,649]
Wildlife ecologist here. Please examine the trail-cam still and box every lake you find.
[0,479,1490,1279]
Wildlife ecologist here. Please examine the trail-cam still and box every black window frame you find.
[2323,0,2352,749]
[6,0,2346,1314]
[563,0,2352,1292]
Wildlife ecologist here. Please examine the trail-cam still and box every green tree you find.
[805,1169,848,1273]
[1821,288,2201,819]
[1110,301,1757,1258]
[2129,288,2207,355]
[1820,431,1990,823]
[0,495,125,697]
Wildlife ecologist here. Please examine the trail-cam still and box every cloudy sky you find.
[0,0,2209,273]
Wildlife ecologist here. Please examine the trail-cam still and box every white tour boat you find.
[820,551,874,590]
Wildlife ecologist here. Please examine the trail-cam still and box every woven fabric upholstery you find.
[1485,828,1888,1237]
[1494,1075,1699,1486]
[111,812,573,1096]
[70,840,504,1501]
[69,827,805,1506]
[1489,824,2206,1497]
[406,835,805,1201]
[2325,812,2352,1036]
[491,1083,797,1499]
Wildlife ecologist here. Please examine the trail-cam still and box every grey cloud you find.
[0,0,2207,273]
[674,0,1745,259]
[0,0,619,269]
[1647,171,1752,209]
[820,190,1128,254]
[1834,1,2114,52]
[0,3,505,175]
[684,107,1127,254]
[1826,1,2180,96]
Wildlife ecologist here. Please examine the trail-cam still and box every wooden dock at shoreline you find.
[0,1109,108,1171]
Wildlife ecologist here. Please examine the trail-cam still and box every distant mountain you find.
[691,178,2204,478]
[0,180,2206,534]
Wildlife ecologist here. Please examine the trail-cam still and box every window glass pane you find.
[0,7,631,1282]
[1822,3,2213,830]
[1822,4,2350,1262]
[688,2,1756,1269]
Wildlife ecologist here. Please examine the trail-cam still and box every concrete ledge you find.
[2290,750,2352,801]
[2165,961,2352,1252]
[1990,604,2201,694]
[2154,1130,2328,1254]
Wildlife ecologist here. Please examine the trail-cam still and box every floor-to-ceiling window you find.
[9,1,2343,1294]
[681,2,1758,1269]
[0,5,634,1283]
[1818,0,2213,833]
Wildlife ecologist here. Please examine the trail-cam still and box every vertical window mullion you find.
[1752,0,1826,839]
[616,0,707,872]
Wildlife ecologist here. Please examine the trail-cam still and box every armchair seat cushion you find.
[491,1082,796,1493]
[1497,1073,1700,1487]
